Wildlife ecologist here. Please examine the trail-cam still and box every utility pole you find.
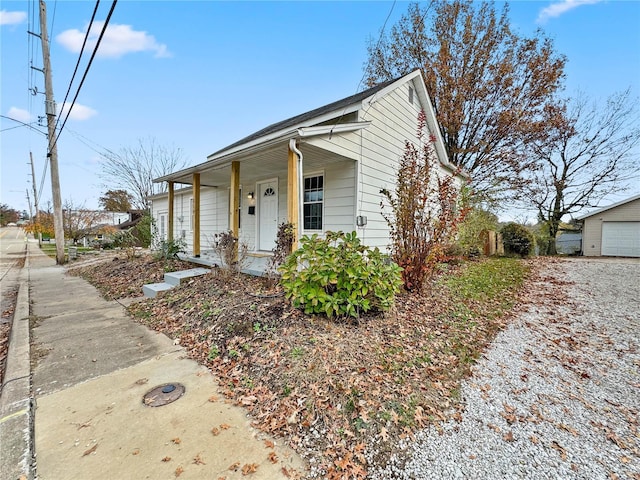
[29,151,42,246]
[38,0,65,264]
[26,189,34,220]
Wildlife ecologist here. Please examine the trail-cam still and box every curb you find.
[0,241,34,480]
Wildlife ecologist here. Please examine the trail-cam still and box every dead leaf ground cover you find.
[69,254,534,478]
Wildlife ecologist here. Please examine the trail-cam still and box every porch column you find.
[168,181,174,242]
[287,145,299,250]
[230,161,240,260]
[193,173,201,257]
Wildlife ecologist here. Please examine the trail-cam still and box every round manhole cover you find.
[143,383,185,407]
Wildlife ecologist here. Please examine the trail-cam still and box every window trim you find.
[302,171,324,232]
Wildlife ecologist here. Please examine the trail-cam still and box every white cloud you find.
[7,107,31,123]
[537,0,602,24]
[0,10,27,26]
[56,21,171,59]
[58,102,98,121]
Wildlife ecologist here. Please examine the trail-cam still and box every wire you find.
[50,0,118,153]
[0,115,48,136]
[53,0,101,134]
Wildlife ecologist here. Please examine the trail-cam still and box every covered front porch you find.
[178,250,272,277]
[154,134,361,273]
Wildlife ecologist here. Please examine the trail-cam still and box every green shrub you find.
[154,238,186,260]
[501,222,535,257]
[456,206,499,257]
[279,231,402,318]
[135,212,154,248]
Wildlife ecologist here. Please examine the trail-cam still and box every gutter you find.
[289,139,304,241]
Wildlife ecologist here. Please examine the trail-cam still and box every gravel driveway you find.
[374,258,640,480]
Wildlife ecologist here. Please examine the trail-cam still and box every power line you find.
[0,115,47,136]
[53,0,101,134]
[50,0,118,153]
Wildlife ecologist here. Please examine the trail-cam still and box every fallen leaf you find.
[171,437,181,445]
[82,444,98,457]
[132,448,140,455]
[211,427,220,436]
[264,440,275,449]
[162,456,172,462]
[220,423,231,430]
[175,466,184,477]
[228,462,240,471]
[550,441,567,461]
[208,395,219,402]
[379,427,389,441]
[503,431,514,442]
[193,453,206,465]
[268,451,279,464]
[241,463,258,475]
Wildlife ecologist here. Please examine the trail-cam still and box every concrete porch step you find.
[164,267,210,286]
[143,268,212,298]
[142,282,173,298]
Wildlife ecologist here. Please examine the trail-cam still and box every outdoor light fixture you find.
[247,192,254,200]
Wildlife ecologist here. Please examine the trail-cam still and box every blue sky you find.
[1,0,639,221]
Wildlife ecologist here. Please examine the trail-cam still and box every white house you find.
[150,70,464,272]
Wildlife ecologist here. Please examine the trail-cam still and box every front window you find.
[303,175,323,230]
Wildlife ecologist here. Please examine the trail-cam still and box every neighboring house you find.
[151,70,465,271]
[577,194,640,257]
[79,211,143,247]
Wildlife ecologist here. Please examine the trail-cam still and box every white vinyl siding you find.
[582,197,640,257]
[357,81,429,250]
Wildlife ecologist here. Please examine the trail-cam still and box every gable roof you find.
[210,76,399,157]
[155,69,461,183]
[576,193,640,220]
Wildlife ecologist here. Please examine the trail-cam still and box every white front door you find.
[258,179,278,251]
[158,212,168,241]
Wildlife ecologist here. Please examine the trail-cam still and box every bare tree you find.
[522,90,640,254]
[364,0,566,202]
[62,199,113,244]
[99,137,187,209]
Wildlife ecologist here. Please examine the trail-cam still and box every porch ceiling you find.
[168,140,354,188]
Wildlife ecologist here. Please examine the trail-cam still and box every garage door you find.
[601,222,640,257]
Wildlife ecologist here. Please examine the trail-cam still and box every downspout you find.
[289,139,304,241]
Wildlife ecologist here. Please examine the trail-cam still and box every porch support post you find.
[230,161,240,260]
[168,181,174,242]
[287,145,299,250]
[193,173,201,257]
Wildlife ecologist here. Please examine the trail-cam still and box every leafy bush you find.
[135,212,154,248]
[501,222,535,257]
[279,231,402,318]
[154,238,186,260]
[112,229,140,259]
[455,197,499,257]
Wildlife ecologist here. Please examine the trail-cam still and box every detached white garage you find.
[578,194,640,257]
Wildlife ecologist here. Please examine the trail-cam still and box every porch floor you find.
[178,250,273,277]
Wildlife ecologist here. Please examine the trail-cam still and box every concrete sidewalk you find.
[2,242,305,479]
